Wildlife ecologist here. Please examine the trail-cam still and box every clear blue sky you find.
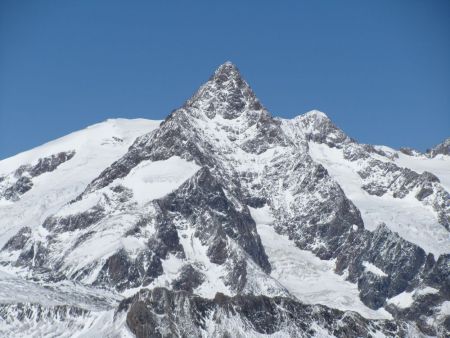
[1,0,449,159]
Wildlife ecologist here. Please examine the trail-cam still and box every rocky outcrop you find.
[122,287,413,338]
[399,147,421,156]
[0,303,89,322]
[427,137,450,157]
[0,151,75,201]
[43,205,105,233]
[335,225,426,306]
[157,167,271,273]
[0,303,91,338]
[28,151,76,177]
[357,159,449,229]
[386,290,450,337]
[2,227,32,251]
[268,152,364,260]
[171,264,205,292]
[93,249,163,291]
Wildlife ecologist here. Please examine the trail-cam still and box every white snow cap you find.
[212,61,243,80]
[303,110,329,119]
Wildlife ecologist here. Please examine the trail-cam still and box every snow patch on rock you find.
[120,157,200,204]
[363,261,388,277]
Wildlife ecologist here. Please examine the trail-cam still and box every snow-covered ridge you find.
[0,118,161,174]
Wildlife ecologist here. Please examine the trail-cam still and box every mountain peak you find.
[185,62,263,119]
[211,61,241,82]
[427,137,450,157]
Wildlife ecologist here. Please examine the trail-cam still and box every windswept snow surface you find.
[308,142,450,257]
[250,206,392,320]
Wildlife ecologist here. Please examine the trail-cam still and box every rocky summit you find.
[0,62,449,337]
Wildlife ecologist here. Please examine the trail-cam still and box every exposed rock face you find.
[427,137,450,157]
[334,224,433,308]
[0,303,89,322]
[0,62,448,337]
[399,147,422,156]
[268,152,364,260]
[3,176,33,200]
[186,61,263,119]
[28,151,76,177]
[2,227,32,251]
[386,290,450,337]
[0,303,94,338]
[94,248,163,291]
[157,167,271,273]
[171,264,205,292]
[123,287,413,338]
[43,204,106,233]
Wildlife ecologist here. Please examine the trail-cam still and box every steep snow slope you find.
[0,119,161,248]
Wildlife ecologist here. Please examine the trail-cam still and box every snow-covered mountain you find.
[0,62,448,337]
